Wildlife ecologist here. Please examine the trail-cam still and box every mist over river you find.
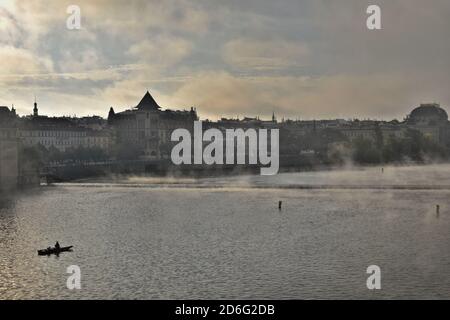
[1,164,450,299]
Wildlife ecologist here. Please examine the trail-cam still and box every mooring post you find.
[436,205,440,217]
[278,201,282,210]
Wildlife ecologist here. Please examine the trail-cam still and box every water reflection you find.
[0,165,450,299]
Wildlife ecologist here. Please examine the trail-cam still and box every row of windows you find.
[26,137,108,142]
[0,131,16,139]
[345,132,374,137]
[21,131,86,138]
[25,139,109,145]
[37,140,76,146]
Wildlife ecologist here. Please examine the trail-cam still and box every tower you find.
[107,107,115,124]
[33,97,38,117]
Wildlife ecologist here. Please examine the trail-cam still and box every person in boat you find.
[55,241,60,250]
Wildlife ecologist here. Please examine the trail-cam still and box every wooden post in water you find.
[436,205,440,217]
[278,201,282,210]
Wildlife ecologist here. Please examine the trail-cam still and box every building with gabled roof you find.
[108,91,198,159]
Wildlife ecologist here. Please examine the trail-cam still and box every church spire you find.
[33,96,38,117]
[108,107,115,124]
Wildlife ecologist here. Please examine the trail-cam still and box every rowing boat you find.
[37,245,73,256]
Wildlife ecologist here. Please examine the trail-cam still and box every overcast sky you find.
[1,0,449,120]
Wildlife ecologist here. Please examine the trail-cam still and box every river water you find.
[1,164,449,299]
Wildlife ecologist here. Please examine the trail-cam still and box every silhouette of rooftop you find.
[136,91,161,111]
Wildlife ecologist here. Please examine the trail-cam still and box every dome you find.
[407,103,448,125]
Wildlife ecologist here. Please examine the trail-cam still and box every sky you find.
[1,0,449,120]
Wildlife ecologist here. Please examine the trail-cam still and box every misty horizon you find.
[3,92,446,123]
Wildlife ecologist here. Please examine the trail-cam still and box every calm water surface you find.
[1,164,450,299]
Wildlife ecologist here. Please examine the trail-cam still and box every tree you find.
[352,137,381,164]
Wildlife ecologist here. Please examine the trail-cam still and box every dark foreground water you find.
[1,165,450,299]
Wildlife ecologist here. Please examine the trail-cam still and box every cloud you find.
[0,46,53,75]
[0,7,24,46]
[1,0,450,119]
[127,36,193,68]
[58,49,101,73]
[166,71,450,121]
[17,0,212,38]
[222,38,310,71]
